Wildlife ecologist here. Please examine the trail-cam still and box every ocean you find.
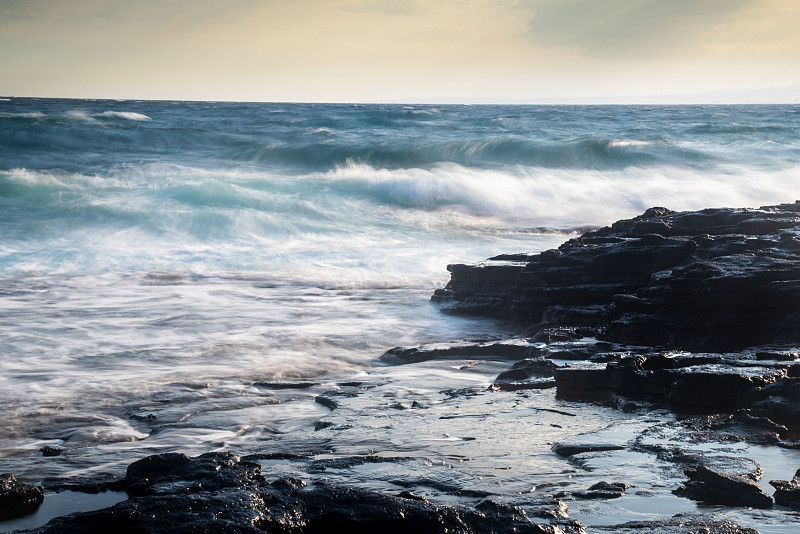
[2,98,800,493]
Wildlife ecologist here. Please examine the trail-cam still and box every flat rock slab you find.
[675,465,773,509]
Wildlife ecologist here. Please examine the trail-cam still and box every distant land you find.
[400,83,800,105]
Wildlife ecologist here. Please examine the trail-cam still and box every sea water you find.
[2,98,800,482]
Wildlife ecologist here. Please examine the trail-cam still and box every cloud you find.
[521,0,749,57]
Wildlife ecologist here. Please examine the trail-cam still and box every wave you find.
[3,100,798,176]
[320,160,800,226]
[96,111,151,121]
[3,161,800,282]
[4,160,800,231]
[0,110,151,122]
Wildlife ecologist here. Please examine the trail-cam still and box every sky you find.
[1,0,800,102]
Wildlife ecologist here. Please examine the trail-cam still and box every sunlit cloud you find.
[1,0,799,101]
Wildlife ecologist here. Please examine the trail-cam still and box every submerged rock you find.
[574,481,630,499]
[381,340,539,364]
[39,446,63,457]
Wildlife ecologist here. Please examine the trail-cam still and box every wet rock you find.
[381,340,538,364]
[496,357,556,381]
[574,481,630,499]
[31,490,266,534]
[529,326,596,343]
[665,366,786,412]
[769,468,800,508]
[488,379,556,392]
[553,362,610,399]
[552,442,626,457]
[253,380,317,389]
[271,477,306,490]
[677,411,786,444]
[434,202,800,352]
[0,473,44,520]
[32,451,566,533]
[751,397,800,430]
[756,350,799,361]
[40,446,64,457]
[314,385,368,411]
[675,465,773,508]
[256,481,559,534]
[123,451,264,497]
[596,517,760,533]
[491,357,558,391]
[552,350,794,416]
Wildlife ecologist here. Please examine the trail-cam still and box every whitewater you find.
[2,98,800,486]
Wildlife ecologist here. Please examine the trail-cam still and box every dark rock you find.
[40,446,64,457]
[0,473,44,520]
[123,452,263,497]
[256,481,558,534]
[676,411,786,444]
[770,468,800,508]
[315,394,339,410]
[492,358,558,391]
[314,386,367,411]
[751,397,800,430]
[666,366,786,412]
[433,202,800,352]
[381,341,538,364]
[552,442,626,457]
[548,348,796,415]
[529,326,595,343]
[488,379,556,392]
[32,490,267,533]
[553,363,610,399]
[32,451,565,533]
[675,465,772,508]
[398,490,427,501]
[756,350,798,361]
[253,380,317,389]
[574,481,629,499]
[271,477,306,490]
[596,518,760,533]
[497,357,556,380]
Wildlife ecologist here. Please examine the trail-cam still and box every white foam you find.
[321,160,800,229]
[0,111,46,119]
[96,111,151,121]
[64,110,96,122]
[608,139,651,148]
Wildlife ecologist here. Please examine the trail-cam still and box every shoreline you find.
[5,202,800,533]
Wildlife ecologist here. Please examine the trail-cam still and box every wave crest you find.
[96,111,151,121]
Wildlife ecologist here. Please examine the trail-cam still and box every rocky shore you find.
[4,202,800,533]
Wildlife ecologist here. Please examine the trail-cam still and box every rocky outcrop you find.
[675,465,773,508]
[574,481,629,499]
[28,453,562,533]
[0,473,44,520]
[434,202,800,352]
[770,468,800,508]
